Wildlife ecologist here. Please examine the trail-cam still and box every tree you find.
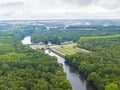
[1,64,10,72]
[105,83,119,90]
[87,72,99,81]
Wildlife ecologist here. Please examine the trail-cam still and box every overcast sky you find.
[0,0,120,20]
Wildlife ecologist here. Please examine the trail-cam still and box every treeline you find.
[31,30,81,44]
[0,31,72,90]
[65,34,120,90]
[31,28,120,44]
[0,23,36,40]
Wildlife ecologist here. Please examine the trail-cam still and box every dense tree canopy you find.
[0,31,72,90]
[31,26,120,44]
[1,21,120,90]
[65,34,120,90]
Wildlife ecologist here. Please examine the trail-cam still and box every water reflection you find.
[22,37,96,90]
[45,50,96,90]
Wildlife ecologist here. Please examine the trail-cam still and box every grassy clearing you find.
[79,34,120,41]
[56,43,81,55]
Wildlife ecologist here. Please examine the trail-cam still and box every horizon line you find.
[0,18,120,21]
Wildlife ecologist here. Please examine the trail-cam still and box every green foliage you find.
[87,72,99,81]
[79,34,120,42]
[2,21,120,90]
[31,30,81,44]
[0,31,72,90]
[31,26,120,44]
[65,34,120,90]
[105,83,119,90]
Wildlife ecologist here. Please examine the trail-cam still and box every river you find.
[22,36,96,90]
[21,36,32,45]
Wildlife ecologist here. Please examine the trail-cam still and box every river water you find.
[22,36,96,90]
[21,36,32,45]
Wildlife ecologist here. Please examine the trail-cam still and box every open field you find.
[56,43,91,55]
[79,34,120,41]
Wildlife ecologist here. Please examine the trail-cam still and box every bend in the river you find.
[22,36,96,90]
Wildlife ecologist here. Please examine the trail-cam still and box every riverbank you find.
[45,50,95,90]
[22,36,96,90]
[48,48,65,58]
[28,42,91,56]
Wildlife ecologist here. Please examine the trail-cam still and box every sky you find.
[0,0,120,20]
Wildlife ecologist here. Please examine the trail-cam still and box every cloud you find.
[63,0,96,6]
[63,0,120,9]
[0,0,120,20]
[0,1,24,8]
[96,0,120,9]
[6,2,24,7]
[0,12,13,17]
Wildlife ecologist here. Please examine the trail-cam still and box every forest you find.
[65,34,120,90]
[0,20,120,90]
[0,30,71,90]
[31,27,120,44]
